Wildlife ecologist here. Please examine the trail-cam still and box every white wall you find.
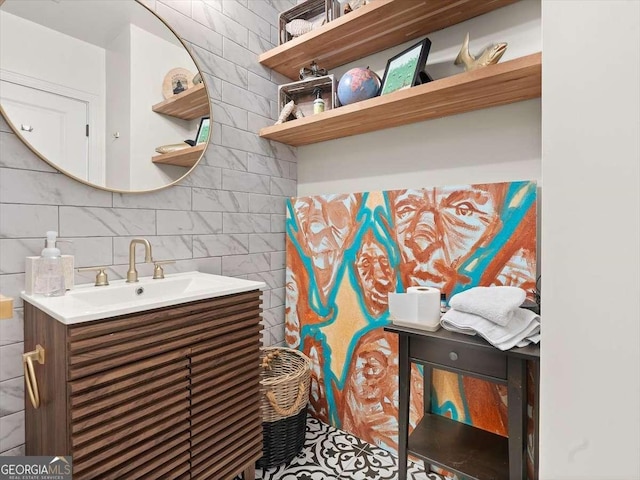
[0,11,106,183]
[105,27,131,191]
[0,12,105,94]
[297,0,542,195]
[540,1,640,479]
[128,24,199,191]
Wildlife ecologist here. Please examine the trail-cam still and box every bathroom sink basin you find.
[21,271,265,324]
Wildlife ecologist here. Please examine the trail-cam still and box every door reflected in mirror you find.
[0,0,211,193]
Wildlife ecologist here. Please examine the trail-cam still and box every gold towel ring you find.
[23,345,45,409]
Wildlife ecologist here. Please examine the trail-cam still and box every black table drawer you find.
[409,336,507,380]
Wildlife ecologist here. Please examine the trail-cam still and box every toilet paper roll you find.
[389,287,441,331]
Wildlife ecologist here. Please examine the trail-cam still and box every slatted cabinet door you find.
[189,291,263,480]
[68,310,193,479]
[24,289,264,480]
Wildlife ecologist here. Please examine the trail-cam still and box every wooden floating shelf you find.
[152,83,208,120]
[151,144,205,167]
[408,413,509,480]
[259,0,519,80]
[259,53,541,146]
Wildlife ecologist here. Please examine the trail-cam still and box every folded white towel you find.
[441,307,540,351]
[449,286,526,327]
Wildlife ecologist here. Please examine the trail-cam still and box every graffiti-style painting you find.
[285,181,537,473]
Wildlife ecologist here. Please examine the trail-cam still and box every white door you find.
[1,80,89,180]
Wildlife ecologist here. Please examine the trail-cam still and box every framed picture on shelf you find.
[379,38,432,96]
[195,116,210,144]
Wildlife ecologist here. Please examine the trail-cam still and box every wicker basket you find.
[257,347,311,468]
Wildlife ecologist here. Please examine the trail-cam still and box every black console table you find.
[385,324,540,480]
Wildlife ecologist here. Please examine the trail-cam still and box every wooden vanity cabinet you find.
[24,289,263,480]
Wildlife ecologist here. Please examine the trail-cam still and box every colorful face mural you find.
[286,181,537,476]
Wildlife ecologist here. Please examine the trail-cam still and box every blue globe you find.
[337,67,381,106]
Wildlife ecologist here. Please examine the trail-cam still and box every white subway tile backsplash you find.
[201,0,222,12]
[223,38,271,80]
[0,239,42,274]
[249,233,285,253]
[192,0,248,47]
[156,2,223,55]
[223,81,271,117]
[247,68,276,96]
[249,0,279,25]
[221,253,270,276]
[179,165,222,189]
[270,177,297,196]
[221,125,273,157]
[248,268,285,289]
[265,0,297,12]
[271,214,286,232]
[0,309,23,346]
[0,169,112,207]
[0,205,58,238]
[270,251,286,270]
[202,145,248,171]
[58,237,113,269]
[0,411,25,453]
[271,287,285,307]
[248,153,287,178]
[156,211,222,235]
[269,139,297,163]
[159,0,192,17]
[288,161,297,180]
[193,256,222,275]
[249,194,286,214]
[113,186,191,210]
[248,31,274,56]
[0,133,56,173]
[222,0,271,40]
[210,100,248,130]
[189,43,248,88]
[202,72,223,100]
[193,234,249,257]
[247,113,273,134]
[0,343,23,382]
[113,236,193,264]
[223,213,270,233]
[262,306,283,328]
[222,169,270,194]
[0,377,24,417]
[192,188,249,212]
[270,24,279,46]
[60,207,155,237]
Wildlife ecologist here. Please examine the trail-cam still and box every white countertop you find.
[21,271,265,325]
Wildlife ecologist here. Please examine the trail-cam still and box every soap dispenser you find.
[34,231,65,297]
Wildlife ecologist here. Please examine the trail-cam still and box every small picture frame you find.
[195,116,210,145]
[379,38,432,96]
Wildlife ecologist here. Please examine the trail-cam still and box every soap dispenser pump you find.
[34,231,65,297]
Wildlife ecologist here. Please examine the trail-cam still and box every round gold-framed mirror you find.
[0,0,211,193]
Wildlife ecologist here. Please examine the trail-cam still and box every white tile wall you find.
[0,0,295,454]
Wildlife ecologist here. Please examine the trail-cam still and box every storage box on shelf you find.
[279,0,339,45]
[278,75,338,121]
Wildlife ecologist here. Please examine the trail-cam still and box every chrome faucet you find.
[126,238,153,283]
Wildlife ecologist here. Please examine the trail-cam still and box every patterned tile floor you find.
[249,416,445,480]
